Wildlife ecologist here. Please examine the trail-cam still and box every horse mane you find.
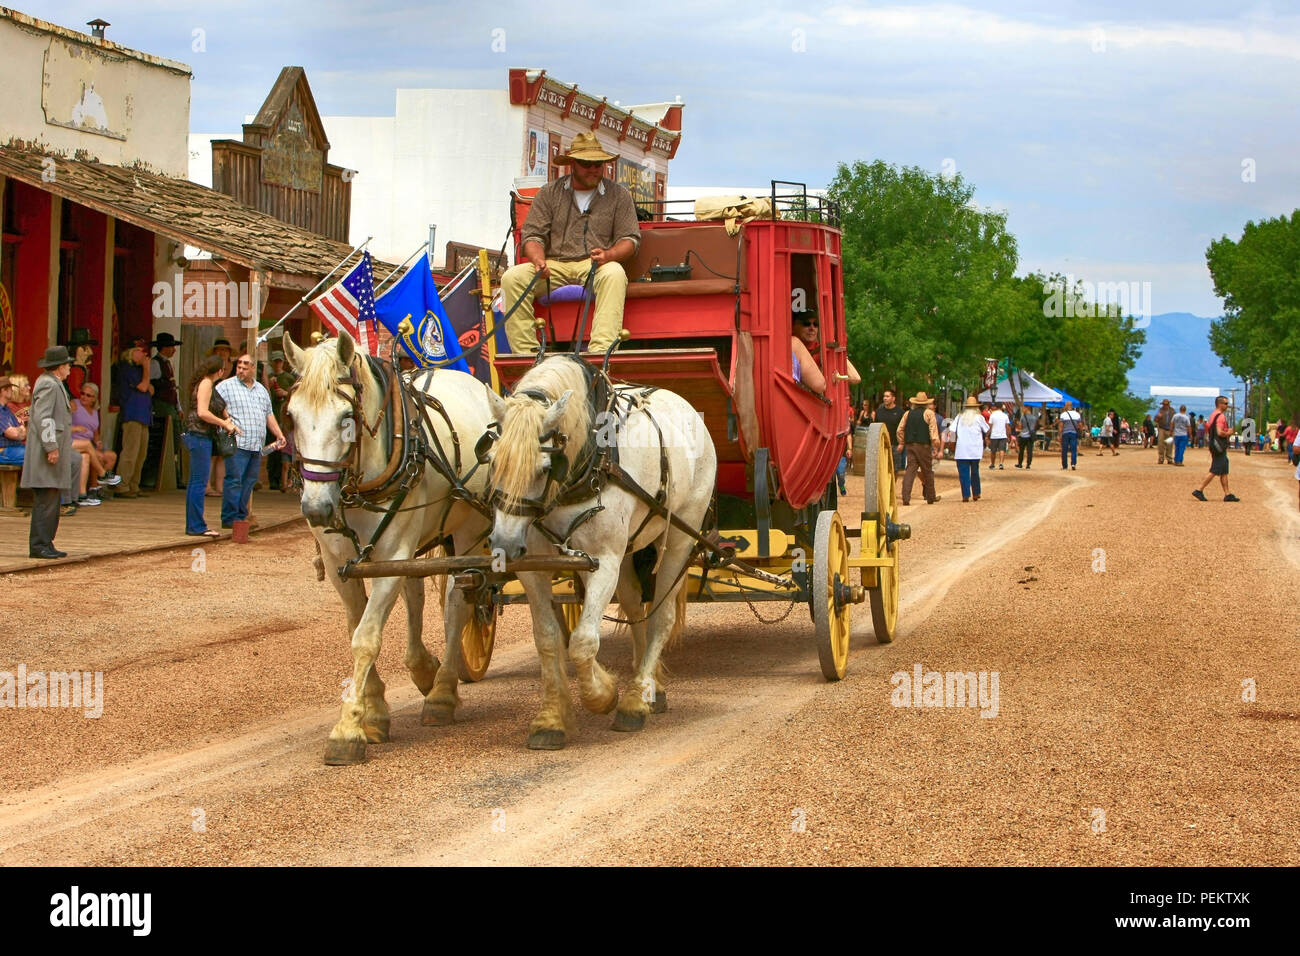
[493,357,592,511]
[292,340,377,411]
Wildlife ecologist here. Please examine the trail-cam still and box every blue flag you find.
[374,256,468,372]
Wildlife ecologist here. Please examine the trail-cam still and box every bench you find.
[0,463,22,515]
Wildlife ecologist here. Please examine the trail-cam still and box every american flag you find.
[309,252,378,354]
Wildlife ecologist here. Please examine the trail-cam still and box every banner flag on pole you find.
[308,251,379,355]
[439,263,490,383]
[373,253,468,372]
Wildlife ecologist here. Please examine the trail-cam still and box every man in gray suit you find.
[22,346,75,559]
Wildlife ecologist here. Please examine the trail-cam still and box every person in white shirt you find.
[987,404,1011,470]
[954,396,990,502]
[1058,401,1083,470]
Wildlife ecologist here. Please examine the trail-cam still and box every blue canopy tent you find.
[1024,387,1089,409]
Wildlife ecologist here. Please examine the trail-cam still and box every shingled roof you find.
[0,143,392,288]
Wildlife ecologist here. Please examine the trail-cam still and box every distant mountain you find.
[1128,313,1247,417]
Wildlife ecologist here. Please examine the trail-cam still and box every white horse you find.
[487,356,717,749]
[283,331,496,765]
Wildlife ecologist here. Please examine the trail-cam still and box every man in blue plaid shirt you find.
[216,353,286,528]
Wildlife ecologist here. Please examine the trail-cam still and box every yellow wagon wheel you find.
[812,509,852,681]
[862,422,901,643]
[458,606,496,683]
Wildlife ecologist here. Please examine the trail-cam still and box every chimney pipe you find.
[87,18,109,40]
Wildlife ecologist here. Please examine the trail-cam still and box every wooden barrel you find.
[851,426,870,476]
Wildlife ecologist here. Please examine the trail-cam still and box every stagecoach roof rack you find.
[635,180,840,228]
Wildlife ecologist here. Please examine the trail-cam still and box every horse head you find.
[485,385,574,560]
[283,330,375,528]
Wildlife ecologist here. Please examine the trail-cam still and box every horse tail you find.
[664,584,688,652]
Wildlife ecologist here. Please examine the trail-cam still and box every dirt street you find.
[2,447,1298,865]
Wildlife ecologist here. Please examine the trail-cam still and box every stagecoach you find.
[433,183,908,682]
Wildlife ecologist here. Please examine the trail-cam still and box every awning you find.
[977,370,1063,405]
[0,144,392,290]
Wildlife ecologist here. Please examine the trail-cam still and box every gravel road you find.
[2,448,1297,865]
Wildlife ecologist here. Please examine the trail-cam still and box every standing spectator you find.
[215,353,286,529]
[182,355,239,537]
[1195,416,1208,449]
[1058,400,1084,470]
[1239,415,1256,456]
[1154,399,1175,464]
[264,350,296,490]
[149,332,182,419]
[1119,416,1130,445]
[1286,421,1299,463]
[205,338,234,497]
[988,403,1011,470]
[1106,410,1121,455]
[69,383,120,502]
[1141,414,1155,448]
[114,343,153,497]
[22,347,75,558]
[896,391,942,505]
[872,387,907,476]
[0,375,27,465]
[1171,404,1192,466]
[1192,396,1238,502]
[65,328,96,400]
[1015,405,1039,468]
[954,396,990,502]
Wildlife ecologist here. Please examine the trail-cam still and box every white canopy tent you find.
[977,370,1063,405]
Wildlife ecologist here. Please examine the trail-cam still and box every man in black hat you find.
[149,332,182,419]
[22,346,75,558]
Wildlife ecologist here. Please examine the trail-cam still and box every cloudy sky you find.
[27,0,1300,316]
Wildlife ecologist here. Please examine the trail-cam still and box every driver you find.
[501,132,641,355]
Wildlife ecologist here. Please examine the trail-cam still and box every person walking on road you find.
[1171,404,1192,466]
[954,395,990,502]
[988,403,1011,470]
[873,388,907,475]
[1154,399,1175,464]
[1192,395,1239,502]
[1015,406,1039,468]
[897,391,942,505]
[1058,401,1083,470]
[22,346,75,559]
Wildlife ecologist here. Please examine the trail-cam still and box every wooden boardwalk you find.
[0,490,307,573]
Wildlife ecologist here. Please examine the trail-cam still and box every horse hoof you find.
[652,690,668,714]
[611,709,647,733]
[364,723,390,743]
[323,738,366,765]
[421,701,455,726]
[527,729,566,751]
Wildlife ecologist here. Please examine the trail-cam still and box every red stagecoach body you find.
[494,188,852,511]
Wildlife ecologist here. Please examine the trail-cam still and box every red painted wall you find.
[11,181,52,382]
[71,204,107,386]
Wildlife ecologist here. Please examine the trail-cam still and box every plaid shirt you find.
[216,377,273,452]
[521,175,641,261]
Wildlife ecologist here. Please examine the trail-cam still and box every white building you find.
[191,69,684,270]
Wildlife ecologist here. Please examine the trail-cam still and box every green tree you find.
[1205,211,1300,422]
[829,160,1018,395]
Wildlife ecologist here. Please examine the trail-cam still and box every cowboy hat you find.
[908,391,934,406]
[37,345,73,368]
[557,132,616,165]
[0,376,11,390]
[67,327,99,348]
[963,395,982,409]
[151,331,182,348]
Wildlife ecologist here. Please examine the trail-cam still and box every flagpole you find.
[255,236,373,346]
[374,241,430,297]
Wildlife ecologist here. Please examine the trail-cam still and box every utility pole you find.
[1227,387,1239,425]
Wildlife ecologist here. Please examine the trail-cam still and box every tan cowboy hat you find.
[963,395,981,409]
[908,391,934,406]
[557,132,616,165]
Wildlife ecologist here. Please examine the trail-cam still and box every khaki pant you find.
[1156,428,1173,463]
[119,420,149,493]
[501,259,628,354]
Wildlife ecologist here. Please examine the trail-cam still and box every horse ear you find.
[487,388,508,421]
[282,332,306,372]
[542,389,572,433]
[336,330,356,367]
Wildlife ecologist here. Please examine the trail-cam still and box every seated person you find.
[792,307,860,395]
[0,375,26,465]
[500,132,640,354]
[70,383,121,499]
